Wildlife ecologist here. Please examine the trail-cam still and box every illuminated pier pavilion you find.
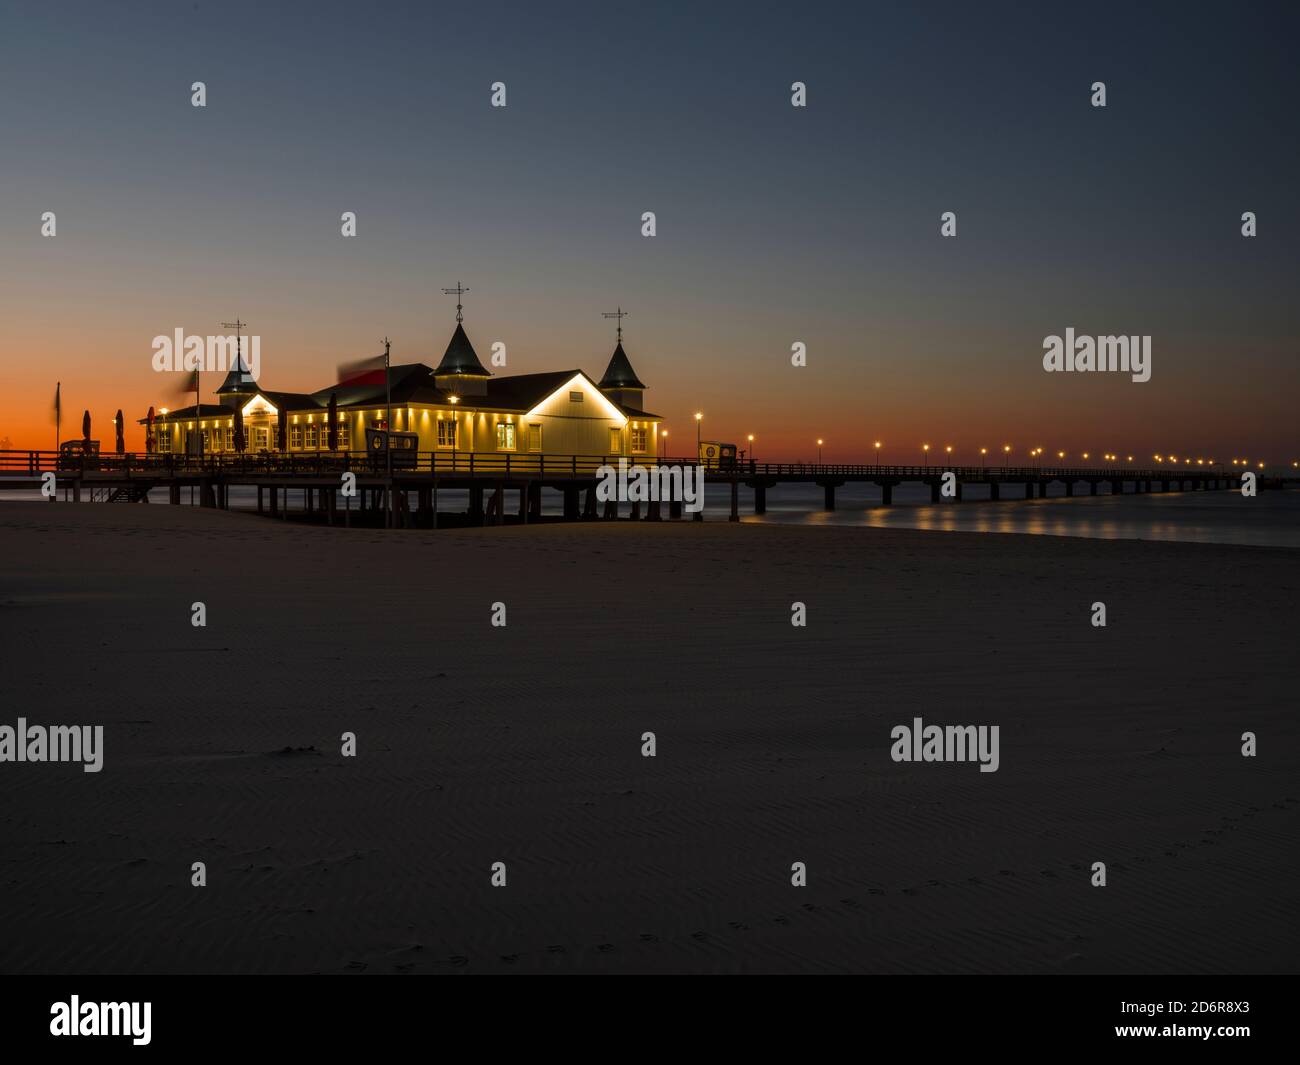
[141,310,661,468]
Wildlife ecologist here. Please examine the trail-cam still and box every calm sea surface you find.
[6,482,1298,548]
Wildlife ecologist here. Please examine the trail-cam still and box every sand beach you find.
[0,502,1295,973]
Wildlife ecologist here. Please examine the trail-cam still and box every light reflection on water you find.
[5,482,1297,548]
[729,483,1300,548]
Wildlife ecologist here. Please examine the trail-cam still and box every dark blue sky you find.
[3,0,1297,459]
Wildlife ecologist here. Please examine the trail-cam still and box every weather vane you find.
[602,306,629,343]
[441,282,469,323]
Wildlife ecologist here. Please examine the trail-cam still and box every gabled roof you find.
[310,364,443,407]
[435,323,491,378]
[260,390,322,410]
[136,403,229,424]
[598,342,645,390]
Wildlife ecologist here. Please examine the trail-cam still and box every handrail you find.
[0,449,1256,480]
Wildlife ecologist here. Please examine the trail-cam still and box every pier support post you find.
[670,499,683,519]
[470,484,485,525]
[630,499,641,520]
[729,479,739,522]
[528,483,542,521]
[563,487,580,520]
[492,484,505,526]
[519,486,528,523]
[929,481,941,503]
[1089,481,1098,496]
[989,482,999,501]
[604,498,618,520]
[583,485,598,519]
[326,489,336,525]
[171,483,181,505]
[647,500,662,521]
[754,484,766,514]
[823,484,835,510]
[1065,481,1074,496]
[880,482,892,506]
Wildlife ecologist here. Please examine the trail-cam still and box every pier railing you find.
[0,449,1251,481]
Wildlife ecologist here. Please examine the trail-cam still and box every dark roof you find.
[262,390,322,410]
[310,363,444,407]
[598,342,645,390]
[215,355,259,395]
[136,403,229,424]
[484,371,582,412]
[435,323,491,378]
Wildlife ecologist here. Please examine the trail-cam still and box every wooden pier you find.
[1,450,1289,527]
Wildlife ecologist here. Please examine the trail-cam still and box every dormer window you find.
[569,391,583,403]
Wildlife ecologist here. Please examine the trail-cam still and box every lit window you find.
[437,420,457,448]
[337,422,350,449]
[496,422,516,451]
[630,427,647,453]
[290,425,303,449]
[305,424,318,448]
[527,424,542,452]
[569,391,583,403]
[608,428,621,453]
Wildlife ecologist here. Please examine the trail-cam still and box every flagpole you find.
[55,382,61,452]
[384,337,392,529]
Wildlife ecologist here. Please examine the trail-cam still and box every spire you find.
[435,323,491,377]
[599,341,645,390]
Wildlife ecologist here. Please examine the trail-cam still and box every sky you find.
[1,0,1297,463]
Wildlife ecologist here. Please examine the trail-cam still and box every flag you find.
[170,369,200,398]
[336,353,387,388]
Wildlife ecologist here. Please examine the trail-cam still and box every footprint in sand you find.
[449,955,468,966]
[639,934,659,943]
[597,944,615,953]
[547,945,566,954]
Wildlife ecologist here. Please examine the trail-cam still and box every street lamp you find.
[694,412,703,459]
[659,428,667,460]
[980,446,988,470]
[748,433,755,464]
[874,441,882,469]
[922,443,930,468]
[817,438,824,464]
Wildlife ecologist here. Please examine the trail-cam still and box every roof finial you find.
[441,282,469,324]
[602,305,629,344]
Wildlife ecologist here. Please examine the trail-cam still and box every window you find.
[496,422,516,451]
[609,428,622,454]
[155,428,171,452]
[337,422,351,450]
[630,427,647,453]
[569,391,583,403]
[224,428,234,451]
[305,424,318,449]
[437,420,457,448]
[290,425,303,449]
[253,428,269,450]
[527,424,542,452]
